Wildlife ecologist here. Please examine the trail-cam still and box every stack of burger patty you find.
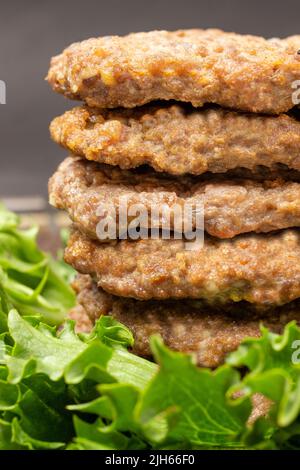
[47,29,300,368]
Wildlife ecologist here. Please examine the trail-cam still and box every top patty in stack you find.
[46,29,300,113]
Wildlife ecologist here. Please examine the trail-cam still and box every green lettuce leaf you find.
[227,323,300,448]
[0,204,75,325]
[137,338,251,448]
[1,309,300,450]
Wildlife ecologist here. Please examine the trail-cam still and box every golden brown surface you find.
[65,228,300,305]
[50,105,300,175]
[248,395,272,425]
[69,304,93,333]
[47,29,300,113]
[72,274,300,368]
[50,156,300,239]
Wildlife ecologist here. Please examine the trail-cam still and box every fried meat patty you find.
[72,274,300,368]
[50,105,300,175]
[50,156,300,239]
[47,29,300,113]
[69,304,93,333]
[65,228,300,305]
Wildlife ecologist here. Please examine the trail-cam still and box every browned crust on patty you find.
[65,228,300,305]
[72,274,300,368]
[68,304,94,333]
[47,29,300,113]
[49,156,300,239]
[50,105,300,175]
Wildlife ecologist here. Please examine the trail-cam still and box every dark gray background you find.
[0,0,299,200]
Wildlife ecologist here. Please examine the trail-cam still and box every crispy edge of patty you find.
[49,156,300,240]
[64,228,300,305]
[47,29,300,113]
[72,274,300,368]
[50,105,300,175]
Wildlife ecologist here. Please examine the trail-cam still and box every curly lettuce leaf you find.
[137,338,252,448]
[0,205,75,325]
[227,323,300,448]
[1,309,300,449]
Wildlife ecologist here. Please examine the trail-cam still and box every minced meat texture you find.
[72,274,300,368]
[47,29,300,113]
[49,156,300,239]
[69,304,93,333]
[65,228,300,305]
[50,105,300,175]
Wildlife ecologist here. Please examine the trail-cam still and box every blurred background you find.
[0,0,299,211]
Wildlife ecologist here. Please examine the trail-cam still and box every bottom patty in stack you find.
[71,274,300,369]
